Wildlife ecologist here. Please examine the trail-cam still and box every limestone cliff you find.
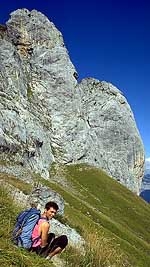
[0,9,144,194]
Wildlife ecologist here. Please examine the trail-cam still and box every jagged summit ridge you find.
[0,9,144,194]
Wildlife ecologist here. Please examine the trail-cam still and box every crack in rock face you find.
[0,9,144,194]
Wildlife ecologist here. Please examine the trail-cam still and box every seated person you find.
[30,201,68,260]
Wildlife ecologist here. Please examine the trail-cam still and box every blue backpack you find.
[12,207,41,249]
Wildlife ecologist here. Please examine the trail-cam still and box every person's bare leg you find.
[46,247,63,259]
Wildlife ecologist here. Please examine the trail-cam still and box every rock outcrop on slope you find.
[0,176,85,250]
[0,9,144,194]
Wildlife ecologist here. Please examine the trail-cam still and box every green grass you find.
[48,163,150,266]
[0,173,32,195]
[27,84,33,100]
[1,163,150,266]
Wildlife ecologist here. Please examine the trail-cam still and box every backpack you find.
[12,207,41,249]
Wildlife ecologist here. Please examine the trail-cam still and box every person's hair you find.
[45,201,59,211]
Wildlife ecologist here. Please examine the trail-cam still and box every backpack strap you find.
[40,216,49,221]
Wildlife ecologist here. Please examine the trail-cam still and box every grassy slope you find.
[0,164,150,266]
[46,164,150,267]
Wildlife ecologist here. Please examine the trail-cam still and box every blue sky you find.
[0,0,149,157]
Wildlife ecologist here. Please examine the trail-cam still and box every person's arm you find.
[40,221,50,247]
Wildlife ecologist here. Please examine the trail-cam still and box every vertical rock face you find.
[0,9,77,179]
[0,9,144,194]
[74,79,144,193]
